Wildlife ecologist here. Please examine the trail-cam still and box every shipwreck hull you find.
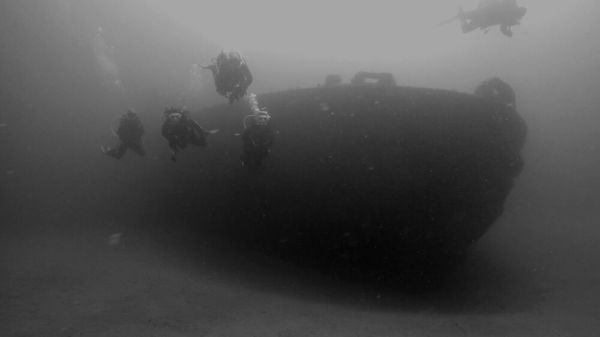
[193,84,527,265]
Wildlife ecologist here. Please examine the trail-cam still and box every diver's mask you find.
[254,112,270,126]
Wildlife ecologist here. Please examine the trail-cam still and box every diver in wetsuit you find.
[101,109,145,159]
[441,0,527,37]
[241,111,274,170]
[161,107,210,162]
[200,51,253,103]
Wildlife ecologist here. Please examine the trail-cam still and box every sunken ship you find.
[191,73,527,267]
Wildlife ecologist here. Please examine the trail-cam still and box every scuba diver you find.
[227,52,253,103]
[241,109,274,171]
[474,77,516,109]
[200,51,253,103]
[441,0,527,37]
[161,107,216,162]
[101,108,145,159]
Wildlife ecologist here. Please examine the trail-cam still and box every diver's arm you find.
[190,119,204,133]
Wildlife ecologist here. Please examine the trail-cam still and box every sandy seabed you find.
[2,208,599,337]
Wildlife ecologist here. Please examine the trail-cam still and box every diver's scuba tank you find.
[244,93,271,129]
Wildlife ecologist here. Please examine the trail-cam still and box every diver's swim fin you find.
[438,14,458,27]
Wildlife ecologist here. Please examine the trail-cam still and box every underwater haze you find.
[1,0,600,336]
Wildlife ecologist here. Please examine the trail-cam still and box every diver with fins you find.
[440,0,527,37]
[161,106,218,162]
[241,93,274,170]
[101,108,146,159]
[199,51,253,103]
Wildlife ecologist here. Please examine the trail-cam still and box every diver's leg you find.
[241,135,261,169]
[241,136,251,167]
[114,142,128,158]
[168,140,178,162]
[129,141,146,156]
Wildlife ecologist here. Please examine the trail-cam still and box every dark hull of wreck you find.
[192,84,527,267]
